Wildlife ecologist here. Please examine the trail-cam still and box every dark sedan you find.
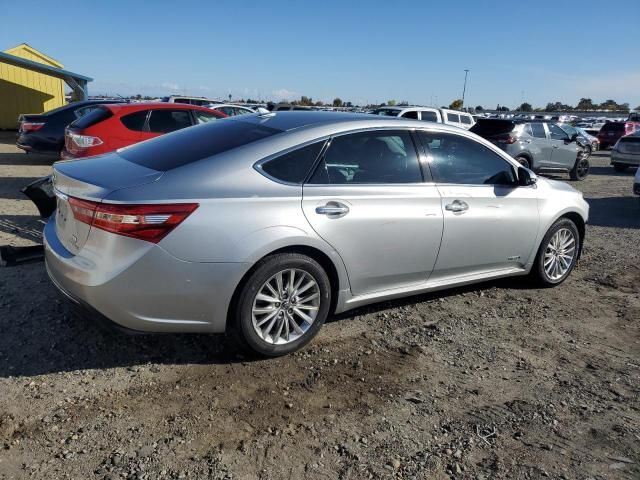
[16,99,125,156]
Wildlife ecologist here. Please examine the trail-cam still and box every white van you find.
[162,95,219,106]
[370,106,475,129]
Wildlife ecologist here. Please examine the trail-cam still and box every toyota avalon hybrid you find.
[45,112,589,356]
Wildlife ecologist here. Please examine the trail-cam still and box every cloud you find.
[161,82,180,91]
[271,88,298,101]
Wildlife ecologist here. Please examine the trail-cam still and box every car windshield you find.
[371,109,401,117]
[119,119,283,171]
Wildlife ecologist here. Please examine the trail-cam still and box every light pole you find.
[461,69,470,109]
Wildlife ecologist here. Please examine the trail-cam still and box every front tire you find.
[530,218,580,287]
[228,253,331,357]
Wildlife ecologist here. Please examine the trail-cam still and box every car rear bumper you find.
[611,151,640,166]
[44,218,249,333]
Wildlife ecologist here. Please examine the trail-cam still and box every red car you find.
[61,103,226,159]
[597,118,639,150]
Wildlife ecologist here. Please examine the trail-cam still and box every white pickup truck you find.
[369,106,476,130]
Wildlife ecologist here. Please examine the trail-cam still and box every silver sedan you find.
[45,112,589,356]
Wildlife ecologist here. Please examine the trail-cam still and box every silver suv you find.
[471,119,589,180]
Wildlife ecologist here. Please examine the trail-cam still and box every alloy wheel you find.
[251,268,321,345]
[543,228,576,281]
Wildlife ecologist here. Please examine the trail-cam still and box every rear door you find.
[302,129,444,296]
[529,122,553,167]
[144,109,194,140]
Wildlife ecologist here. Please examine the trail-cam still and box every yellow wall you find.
[0,44,66,129]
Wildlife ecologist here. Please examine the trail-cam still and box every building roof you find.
[0,46,92,83]
[4,43,64,68]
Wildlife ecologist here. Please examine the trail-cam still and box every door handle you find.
[445,200,469,213]
[316,203,349,216]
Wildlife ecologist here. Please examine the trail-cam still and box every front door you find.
[417,130,540,280]
[302,129,444,296]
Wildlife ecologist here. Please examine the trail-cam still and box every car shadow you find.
[588,166,637,176]
[587,196,640,229]
[0,263,540,378]
[0,177,47,200]
[0,152,57,166]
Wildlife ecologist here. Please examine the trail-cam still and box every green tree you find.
[475,105,484,111]
[449,99,463,110]
[576,98,594,111]
[387,99,397,106]
[333,98,343,107]
[517,102,533,112]
[300,96,313,106]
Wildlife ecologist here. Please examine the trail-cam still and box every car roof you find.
[103,102,217,114]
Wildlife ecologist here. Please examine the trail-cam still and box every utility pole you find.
[461,69,470,109]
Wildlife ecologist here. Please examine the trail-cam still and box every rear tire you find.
[530,218,580,287]
[613,164,627,172]
[228,253,331,357]
[515,156,531,170]
[570,157,589,181]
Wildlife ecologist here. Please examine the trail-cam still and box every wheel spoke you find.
[255,309,279,327]
[299,291,319,304]
[293,307,314,325]
[255,293,279,304]
[296,281,315,296]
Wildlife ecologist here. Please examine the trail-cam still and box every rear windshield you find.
[619,135,640,143]
[601,122,625,132]
[119,119,282,171]
[469,119,515,137]
[70,107,113,129]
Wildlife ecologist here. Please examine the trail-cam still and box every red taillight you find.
[21,122,45,132]
[68,197,198,243]
[496,135,517,144]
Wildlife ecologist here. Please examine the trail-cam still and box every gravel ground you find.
[0,131,638,480]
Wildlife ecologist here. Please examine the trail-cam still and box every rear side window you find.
[401,111,418,119]
[421,111,438,122]
[120,110,148,131]
[446,113,460,123]
[193,110,221,124]
[530,123,546,138]
[70,107,113,129]
[148,109,192,133]
[260,142,325,184]
[523,124,533,136]
[460,115,472,125]
[120,120,282,171]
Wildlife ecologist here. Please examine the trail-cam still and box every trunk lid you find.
[52,152,163,254]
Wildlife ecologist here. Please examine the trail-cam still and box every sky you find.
[1,0,639,108]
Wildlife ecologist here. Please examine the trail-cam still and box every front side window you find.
[419,131,516,186]
[447,113,460,123]
[548,123,569,141]
[309,130,422,184]
[421,111,438,122]
[260,141,325,184]
[460,115,472,125]
[371,108,400,117]
[530,122,547,138]
[148,109,193,133]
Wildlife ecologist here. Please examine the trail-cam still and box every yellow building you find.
[0,43,91,129]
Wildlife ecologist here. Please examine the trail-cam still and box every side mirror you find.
[517,166,537,186]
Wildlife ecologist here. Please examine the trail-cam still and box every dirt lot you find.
[0,131,638,480]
